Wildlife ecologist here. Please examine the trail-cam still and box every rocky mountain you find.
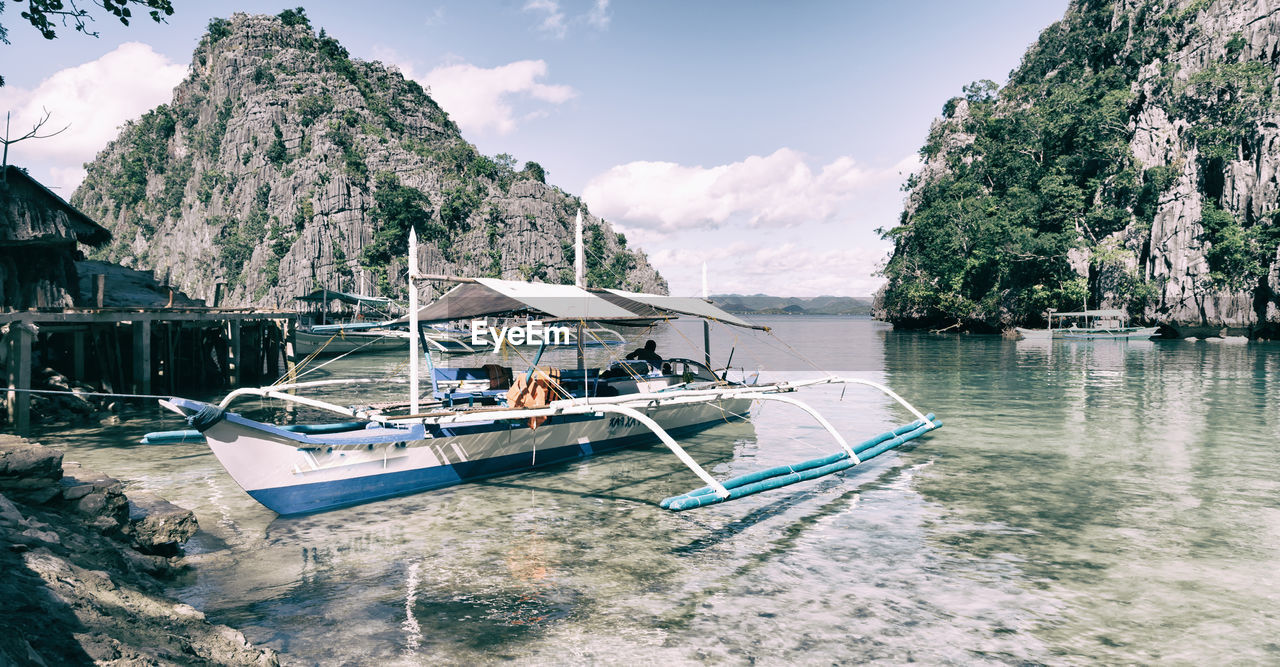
[71,10,664,307]
[878,0,1280,336]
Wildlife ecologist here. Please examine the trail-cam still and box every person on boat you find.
[625,340,662,367]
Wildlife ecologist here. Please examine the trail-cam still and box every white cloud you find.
[586,0,611,29]
[420,60,575,135]
[523,0,611,38]
[524,0,567,38]
[0,42,186,190]
[651,242,891,298]
[583,149,919,232]
[371,45,422,81]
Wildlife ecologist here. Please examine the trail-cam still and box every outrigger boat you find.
[1016,309,1158,340]
[155,219,942,515]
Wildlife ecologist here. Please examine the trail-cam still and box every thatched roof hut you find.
[0,166,112,309]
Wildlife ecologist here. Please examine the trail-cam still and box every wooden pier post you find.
[266,321,280,380]
[94,275,105,308]
[227,321,242,386]
[283,318,298,385]
[132,319,151,398]
[6,322,33,434]
[72,330,86,379]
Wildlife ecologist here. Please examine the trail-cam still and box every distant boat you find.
[295,324,476,357]
[1016,309,1158,340]
[292,289,475,356]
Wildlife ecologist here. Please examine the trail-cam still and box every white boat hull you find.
[191,398,750,515]
[1016,326,1158,340]
[295,330,406,355]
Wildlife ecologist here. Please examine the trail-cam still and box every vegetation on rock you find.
[880,0,1280,332]
[71,11,665,305]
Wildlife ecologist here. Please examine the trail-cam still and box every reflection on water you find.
[30,318,1280,663]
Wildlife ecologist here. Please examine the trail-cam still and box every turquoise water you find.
[35,317,1280,664]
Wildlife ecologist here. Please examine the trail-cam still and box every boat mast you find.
[574,209,586,381]
[408,228,420,414]
[702,262,711,368]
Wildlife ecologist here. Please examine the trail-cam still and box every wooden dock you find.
[2,307,299,434]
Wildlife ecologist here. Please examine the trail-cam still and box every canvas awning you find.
[392,278,647,325]
[295,289,394,306]
[601,289,765,330]
[392,278,765,329]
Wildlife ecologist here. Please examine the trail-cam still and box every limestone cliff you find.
[880,0,1280,336]
[71,11,665,307]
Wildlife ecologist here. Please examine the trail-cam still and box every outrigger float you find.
[154,217,942,515]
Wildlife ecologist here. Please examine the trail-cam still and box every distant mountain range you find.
[709,294,874,316]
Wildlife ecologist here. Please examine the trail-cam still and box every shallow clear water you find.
[33,317,1280,664]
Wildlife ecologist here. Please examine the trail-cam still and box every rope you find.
[3,387,174,400]
[582,320,649,384]
[278,331,404,385]
[764,329,827,374]
[492,336,577,401]
[701,390,837,456]
[280,334,333,384]
[661,315,715,361]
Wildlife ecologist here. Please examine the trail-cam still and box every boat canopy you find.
[295,289,394,306]
[599,288,765,330]
[1050,309,1126,318]
[393,278,644,325]
[393,278,763,329]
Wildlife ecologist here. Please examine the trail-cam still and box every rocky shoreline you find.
[0,434,276,665]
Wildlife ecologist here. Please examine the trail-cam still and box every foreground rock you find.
[0,435,277,665]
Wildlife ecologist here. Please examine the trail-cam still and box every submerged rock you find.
[123,492,199,556]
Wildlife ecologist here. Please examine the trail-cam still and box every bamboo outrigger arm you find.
[579,403,730,498]
[734,392,858,461]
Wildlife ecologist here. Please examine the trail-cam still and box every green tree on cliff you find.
[880,2,1280,330]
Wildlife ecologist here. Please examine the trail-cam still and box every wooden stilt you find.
[168,323,179,394]
[284,318,298,385]
[9,322,33,434]
[73,330,86,379]
[227,321,242,386]
[133,319,151,399]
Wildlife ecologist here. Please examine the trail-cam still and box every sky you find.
[0,0,1068,297]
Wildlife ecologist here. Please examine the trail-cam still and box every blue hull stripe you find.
[247,417,739,515]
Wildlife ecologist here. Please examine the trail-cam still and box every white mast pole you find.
[408,228,420,414]
[574,209,584,288]
[573,209,585,385]
[702,261,711,367]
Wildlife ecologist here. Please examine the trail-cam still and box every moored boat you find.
[1016,309,1158,340]
[155,216,942,515]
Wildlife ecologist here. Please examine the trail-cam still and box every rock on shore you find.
[0,434,277,665]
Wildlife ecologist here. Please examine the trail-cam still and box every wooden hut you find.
[0,165,111,310]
